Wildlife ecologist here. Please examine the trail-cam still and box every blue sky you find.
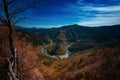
[19,0,120,28]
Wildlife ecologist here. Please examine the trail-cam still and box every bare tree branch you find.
[1,0,42,25]
[7,0,15,5]
[13,16,28,24]
[0,14,7,24]
[1,0,42,80]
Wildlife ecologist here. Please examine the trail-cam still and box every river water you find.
[41,41,72,59]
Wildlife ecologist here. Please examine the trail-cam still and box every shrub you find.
[43,61,53,66]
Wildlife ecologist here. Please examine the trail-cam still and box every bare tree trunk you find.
[3,0,15,57]
[7,57,19,80]
[3,0,19,80]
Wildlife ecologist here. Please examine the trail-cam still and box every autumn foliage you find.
[0,27,120,80]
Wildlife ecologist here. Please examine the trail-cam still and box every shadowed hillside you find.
[17,24,120,52]
[17,24,120,42]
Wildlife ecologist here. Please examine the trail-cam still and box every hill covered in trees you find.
[0,25,120,80]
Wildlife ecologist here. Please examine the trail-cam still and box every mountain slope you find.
[50,45,120,80]
[17,24,120,52]
[0,26,120,80]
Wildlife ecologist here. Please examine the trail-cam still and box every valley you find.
[17,24,120,53]
[0,24,120,80]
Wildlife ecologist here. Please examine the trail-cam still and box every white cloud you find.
[77,16,120,26]
[83,5,120,12]
[76,4,120,26]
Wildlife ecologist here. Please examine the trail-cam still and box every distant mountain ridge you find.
[17,24,120,43]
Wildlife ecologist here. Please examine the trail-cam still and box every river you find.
[41,41,72,59]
